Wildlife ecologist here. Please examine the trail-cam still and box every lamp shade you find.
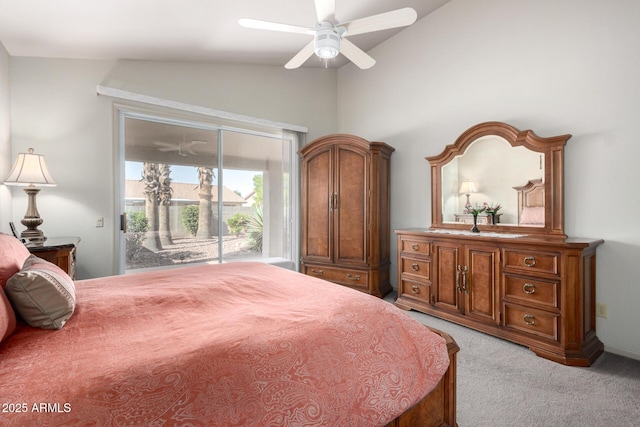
[4,148,56,187]
[459,180,477,194]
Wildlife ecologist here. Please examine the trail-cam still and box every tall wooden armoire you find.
[299,134,394,297]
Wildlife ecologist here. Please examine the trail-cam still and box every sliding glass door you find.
[117,109,299,273]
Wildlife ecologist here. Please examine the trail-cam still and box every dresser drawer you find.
[304,265,369,288]
[504,303,559,342]
[399,279,430,304]
[503,249,559,276]
[504,275,558,308]
[400,258,430,281]
[399,238,430,258]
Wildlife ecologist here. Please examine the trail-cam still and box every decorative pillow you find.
[520,206,545,226]
[5,255,76,330]
[0,287,17,342]
[0,232,30,290]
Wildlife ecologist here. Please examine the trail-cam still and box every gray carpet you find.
[384,293,640,427]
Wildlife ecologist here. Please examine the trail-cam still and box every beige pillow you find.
[5,255,76,330]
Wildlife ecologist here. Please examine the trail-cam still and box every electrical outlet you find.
[96,217,104,228]
[596,302,608,319]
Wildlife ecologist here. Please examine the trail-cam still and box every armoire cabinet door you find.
[334,146,369,266]
[303,146,333,263]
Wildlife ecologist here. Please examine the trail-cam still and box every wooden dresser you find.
[395,229,603,366]
[27,237,80,279]
[299,134,394,297]
[398,121,604,366]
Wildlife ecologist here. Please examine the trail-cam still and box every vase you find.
[490,213,496,225]
[471,214,480,232]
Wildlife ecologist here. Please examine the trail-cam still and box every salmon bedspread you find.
[0,262,449,426]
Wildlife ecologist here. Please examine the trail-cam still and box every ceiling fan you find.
[153,139,207,157]
[239,0,417,69]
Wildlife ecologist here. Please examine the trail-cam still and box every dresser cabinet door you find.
[433,242,500,324]
[464,245,500,325]
[433,242,462,314]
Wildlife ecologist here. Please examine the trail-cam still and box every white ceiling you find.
[0,0,449,68]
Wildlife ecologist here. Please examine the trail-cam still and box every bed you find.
[0,233,458,426]
[513,178,545,227]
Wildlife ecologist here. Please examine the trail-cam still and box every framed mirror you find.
[427,122,570,238]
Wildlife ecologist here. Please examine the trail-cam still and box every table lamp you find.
[459,180,478,212]
[4,148,56,242]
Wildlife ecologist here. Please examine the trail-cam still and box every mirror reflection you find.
[441,135,544,226]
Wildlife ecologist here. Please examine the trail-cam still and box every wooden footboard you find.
[385,327,459,427]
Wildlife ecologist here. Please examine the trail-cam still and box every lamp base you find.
[464,193,472,212]
[20,228,47,243]
[20,187,48,243]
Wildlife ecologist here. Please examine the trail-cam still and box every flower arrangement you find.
[467,203,486,216]
[483,202,502,215]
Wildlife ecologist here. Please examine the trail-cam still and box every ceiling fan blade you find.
[314,0,335,23]
[339,7,418,36]
[239,18,313,35]
[285,40,316,69]
[339,38,375,69]
[153,141,177,150]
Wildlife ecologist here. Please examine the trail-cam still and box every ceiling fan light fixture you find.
[241,3,417,69]
[314,23,341,59]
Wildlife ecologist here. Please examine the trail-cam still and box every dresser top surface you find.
[395,228,603,248]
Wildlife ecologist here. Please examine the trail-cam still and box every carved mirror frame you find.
[427,122,571,238]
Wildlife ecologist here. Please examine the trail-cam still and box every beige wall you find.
[337,0,640,359]
[9,58,337,278]
[0,42,11,230]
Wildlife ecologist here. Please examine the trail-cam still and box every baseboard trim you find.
[604,345,640,362]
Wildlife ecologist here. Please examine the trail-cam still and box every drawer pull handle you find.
[456,265,469,293]
[523,314,536,325]
[462,267,468,294]
[311,269,324,276]
[523,283,536,294]
[347,273,361,281]
[411,243,420,251]
[411,263,420,272]
[523,256,536,267]
[411,285,420,294]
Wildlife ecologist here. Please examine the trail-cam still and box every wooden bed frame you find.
[513,178,545,225]
[386,327,459,427]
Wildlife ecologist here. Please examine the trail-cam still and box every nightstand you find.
[27,237,80,279]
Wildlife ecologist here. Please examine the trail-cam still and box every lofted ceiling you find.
[0,0,449,68]
[1,0,450,168]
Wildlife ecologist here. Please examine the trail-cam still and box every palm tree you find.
[158,163,173,246]
[196,166,213,239]
[246,204,263,252]
[141,162,162,251]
